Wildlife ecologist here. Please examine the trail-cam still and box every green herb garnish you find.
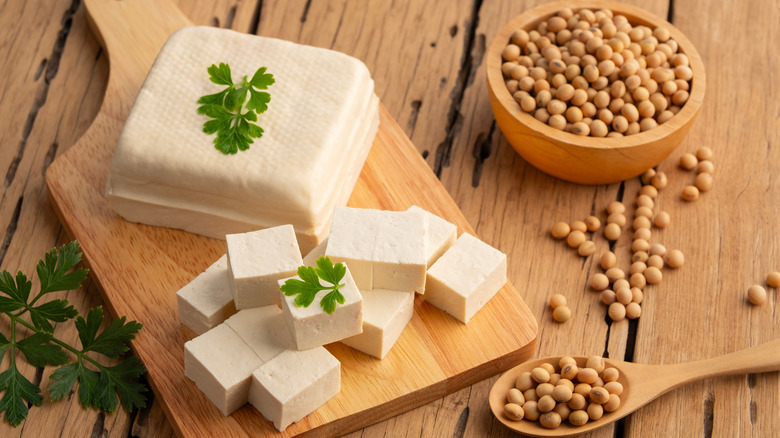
[280,257,347,314]
[0,242,147,426]
[197,62,275,155]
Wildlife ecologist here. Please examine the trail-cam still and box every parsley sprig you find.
[0,242,147,426]
[197,62,275,154]
[280,257,347,314]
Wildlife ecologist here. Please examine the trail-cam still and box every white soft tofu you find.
[176,255,236,335]
[227,225,302,309]
[372,208,428,292]
[105,26,379,252]
[407,205,458,267]
[224,306,294,362]
[326,207,427,292]
[184,323,264,416]
[340,289,414,359]
[424,233,507,323]
[279,266,363,350]
[324,207,380,289]
[302,237,328,267]
[248,347,340,432]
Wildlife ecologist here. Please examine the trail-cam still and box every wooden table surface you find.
[1,0,777,436]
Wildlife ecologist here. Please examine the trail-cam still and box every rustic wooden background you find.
[1,0,778,436]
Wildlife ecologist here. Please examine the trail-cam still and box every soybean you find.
[666,249,684,268]
[553,305,572,322]
[504,403,525,420]
[748,285,767,305]
[551,221,571,239]
[682,185,699,201]
[768,272,780,287]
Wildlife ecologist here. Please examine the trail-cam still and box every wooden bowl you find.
[486,1,705,184]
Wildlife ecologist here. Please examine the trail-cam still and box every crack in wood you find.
[749,400,757,425]
[90,411,106,438]
[470,121,495,187]
[623,318,638,361]
[31,366,44,392]
[42,142,60,176]
[603,311,613,357]
[466,33,485,88]
[35,58,48,81]
[747,373,757,425]
[408,100,422,135]
[667,0,675,23]
[249,0,263,34]
[225,5,237,29]
[702,390,714,438]
[129,379,152,437]
[0,196,23,267]
[328,2,347,49]
[300,0,312,23]
[432,0,483,178]
[451,405,469,438]
[4,0,79,190]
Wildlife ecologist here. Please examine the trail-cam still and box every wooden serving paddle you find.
[46,0,537,436]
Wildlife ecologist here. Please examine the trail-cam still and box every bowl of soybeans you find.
[486,1,705,184]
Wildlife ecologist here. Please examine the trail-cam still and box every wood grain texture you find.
[1,0,779,437]
[44,0,536,436]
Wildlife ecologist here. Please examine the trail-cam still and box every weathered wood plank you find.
[0,1,261,437]
[626,0,780,436]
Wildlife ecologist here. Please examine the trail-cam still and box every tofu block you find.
[326,207,427,292]
[248,347,340,431]
[372,209,428,292]
[184,324,264,415]
[279,266,363,350]
[225,306,294,361]
[324,207,380,289]
[407,205,458,267]
[424,233,507,323]
[227,225,302,309]
[341,289,414,359]
[302,237,328,266]
[105,26,380,252]
[176,255,236,335]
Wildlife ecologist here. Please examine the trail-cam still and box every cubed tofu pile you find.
[177,205,507,431]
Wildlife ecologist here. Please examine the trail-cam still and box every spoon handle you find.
[645,338,780,393]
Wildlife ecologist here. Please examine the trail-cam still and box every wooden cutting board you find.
[45,0,537,436]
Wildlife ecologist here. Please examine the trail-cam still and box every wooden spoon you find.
[489,338,780,436]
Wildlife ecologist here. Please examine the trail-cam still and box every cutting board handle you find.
[84,0,193,115]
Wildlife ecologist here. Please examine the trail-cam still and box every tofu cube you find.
[372,209,428,292]
[227,225,303,309]
[176,255,237,335]
[323,207,380,289]
[279,266,363,350]
[248,347,340,431]
[302,237,328,266]
[407,205,457,267]
[224,306,294,361]
[326,207,427,292]
[340,289,414,359]
[184,324,263,415]
[424,233,507,323]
